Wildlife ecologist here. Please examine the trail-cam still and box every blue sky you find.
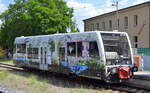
[0,0,149,31]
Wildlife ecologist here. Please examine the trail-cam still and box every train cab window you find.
[16,44,26,53]
[89,41,99,58]
[67,42,76,56]
[27,48,39,59]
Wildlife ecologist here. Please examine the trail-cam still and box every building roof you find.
[83,1,150,21]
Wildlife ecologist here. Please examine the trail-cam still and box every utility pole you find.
[67,11,71,33]
[112,1,119,31]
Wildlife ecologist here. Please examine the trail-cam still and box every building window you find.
[115,19,119,30]
[134,15,138,27]
[102,22,105,30]
[96,23,100,30]
[91,24,94,31]
[85,25,89,31]
[118,19,120,28]
[124,16,128,29]
[109,20,112,30]
[133,36,138,48]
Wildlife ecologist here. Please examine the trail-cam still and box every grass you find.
[29,75,38,84]
[0,68,118,93]
[0,57,119,93]
[0,58,119,92]
[0,58,13,64]
[0,70,9,80]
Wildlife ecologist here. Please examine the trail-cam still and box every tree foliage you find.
[0,0,78,51]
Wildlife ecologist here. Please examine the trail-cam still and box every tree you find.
[0,0,78,51]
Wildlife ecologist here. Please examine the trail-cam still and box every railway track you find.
[0,62,23,71]
[111,84,150,93]
[0,62,150,93]
[78,77,150,93]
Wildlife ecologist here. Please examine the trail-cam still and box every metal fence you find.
[132,48,150,55]
[137,48,150,55]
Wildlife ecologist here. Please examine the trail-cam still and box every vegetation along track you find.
[0,62,149,93]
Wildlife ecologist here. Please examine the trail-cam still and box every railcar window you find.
[67,42,76,56]
[59,48,65,61]
[13,45,16,53]
[77,42,82,57]
[89,41,99,58]
[27,48,32,58]
[44,47,46,64]
[27,48,38,59]
[67,42,83,57]
[33,48,38,59]
[16,44,26,53]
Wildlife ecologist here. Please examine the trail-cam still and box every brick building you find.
[83,1,150,48]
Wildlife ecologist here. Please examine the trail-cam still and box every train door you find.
[47,47,52,64]
[40,47,48,70]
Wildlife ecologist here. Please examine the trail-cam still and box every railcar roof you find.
[15,31,127,39]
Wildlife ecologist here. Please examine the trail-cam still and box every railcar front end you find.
[100,32,136,83]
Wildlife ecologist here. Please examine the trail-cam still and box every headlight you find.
[111,68,117,74]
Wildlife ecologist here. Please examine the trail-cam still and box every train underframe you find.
[14,60,137,83]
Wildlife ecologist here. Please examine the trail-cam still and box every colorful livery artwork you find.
[13,31,137,83]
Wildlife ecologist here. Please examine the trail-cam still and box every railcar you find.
[13,31,137,83]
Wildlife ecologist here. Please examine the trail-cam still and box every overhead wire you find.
[72,0,125,10]
[71,0,123,17]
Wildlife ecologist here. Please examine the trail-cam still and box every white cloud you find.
[97,8,115,15]
[67,0,98,17]
[132,0,149,5]
[67,0,130,19]
[104,0,129,8]
[0,0,7,14]
[67,0,98,32]
[67,0,116,32]
[0,0,7,25]
[105,0,113,7]
[119,0,129,6]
